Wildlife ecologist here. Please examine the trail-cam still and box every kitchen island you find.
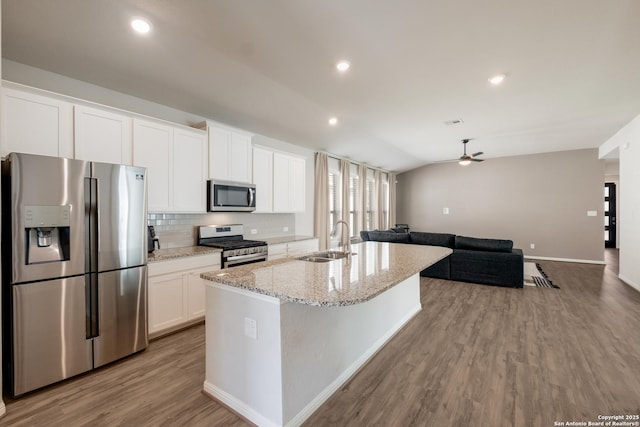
[200,241,451,427]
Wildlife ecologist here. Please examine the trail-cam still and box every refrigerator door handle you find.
[84,177,99,273]
[85,273,99,339]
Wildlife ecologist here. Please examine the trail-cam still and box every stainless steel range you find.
[198,224,268,268]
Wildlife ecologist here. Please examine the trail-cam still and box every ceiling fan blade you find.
[471,151,484,157]
[470,158,485,162]
[431,158,460,164]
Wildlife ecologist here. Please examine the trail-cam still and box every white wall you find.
[1,60,315,237]
[600,114,640,291]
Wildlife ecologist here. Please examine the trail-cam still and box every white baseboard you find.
[618,274,640,293]
[525,255,605,265]
[285,303,422,427]
[203,303,422,427]
[0,401,6,417]
[203,381,281,427]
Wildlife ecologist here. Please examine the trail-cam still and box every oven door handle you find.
[225,252,266,262]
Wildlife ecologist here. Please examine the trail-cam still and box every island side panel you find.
[280,274,421,425]
[203,284,284,427]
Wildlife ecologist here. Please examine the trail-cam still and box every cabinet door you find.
[173,128,208,212]
[187,266,218,320]
[289,156,306,212]
[1,87,73,158]
[133,119,173,211]
[209,126,231,180]
[253,146,273,212]
[230,132,252,183]
[74,105,132,164]
[273,153,291,212]
[148,273,187,334]
[287,239,318,257]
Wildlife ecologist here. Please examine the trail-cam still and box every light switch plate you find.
[244,317,257,340]
[284,226,289,232]
[250,229,258,234]
[587,211,597,217]
[442,207,450,215]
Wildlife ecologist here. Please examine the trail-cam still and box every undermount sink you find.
[298,251,355,263]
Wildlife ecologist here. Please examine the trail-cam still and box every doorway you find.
[604,182,616,248]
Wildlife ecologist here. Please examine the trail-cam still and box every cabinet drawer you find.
[149,253,221,277]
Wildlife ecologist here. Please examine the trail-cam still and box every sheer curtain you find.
[339,159,351,245]
[388,172,397,228]
[314,153,329,250]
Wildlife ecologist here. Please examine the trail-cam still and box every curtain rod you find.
[316,151,395,174]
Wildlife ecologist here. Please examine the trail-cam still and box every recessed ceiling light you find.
[131,18,152,34]
[336,61,350,72]
[328,117,338,126]
[488,74,506,85]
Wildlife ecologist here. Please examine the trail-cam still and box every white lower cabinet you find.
[148,253,220,337]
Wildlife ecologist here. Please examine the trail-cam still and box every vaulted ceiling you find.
[3,0,639,171]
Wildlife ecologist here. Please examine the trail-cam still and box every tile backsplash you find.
[148,212,296,249]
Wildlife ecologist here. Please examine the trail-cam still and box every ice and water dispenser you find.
[24,205,71,264]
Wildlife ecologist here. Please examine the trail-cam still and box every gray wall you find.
[397,149,605,262]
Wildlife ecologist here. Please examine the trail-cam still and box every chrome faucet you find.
[330,220,352,259]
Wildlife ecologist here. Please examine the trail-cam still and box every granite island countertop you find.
[201,241,451,307]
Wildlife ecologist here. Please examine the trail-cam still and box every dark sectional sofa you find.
[361,230,524,288]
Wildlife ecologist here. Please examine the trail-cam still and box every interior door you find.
[93,266,148,368]
[604,183,616,248]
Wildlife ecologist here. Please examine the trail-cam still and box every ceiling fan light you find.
[459,159,471,166]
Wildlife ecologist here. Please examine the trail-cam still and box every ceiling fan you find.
[436,139,485,166]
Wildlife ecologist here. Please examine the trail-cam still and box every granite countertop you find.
[262,235,318,245]
[201,241,452,307]
[148,246,222,263]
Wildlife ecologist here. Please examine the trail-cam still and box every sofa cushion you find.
[360,230,371,241]
[455,235,513,253]
[389,227,409,233]
[409,232,455,248]
[367,230,411,243]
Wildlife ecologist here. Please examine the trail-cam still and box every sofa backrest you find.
[455,235,513,253]
[366,230,411,243]
[409,232,456,248]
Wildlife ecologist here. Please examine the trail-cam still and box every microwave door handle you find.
[248,188,254,207]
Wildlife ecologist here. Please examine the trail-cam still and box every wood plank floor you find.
[3,250,640,426]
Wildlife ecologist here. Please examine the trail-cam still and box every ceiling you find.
[3,0,639,172]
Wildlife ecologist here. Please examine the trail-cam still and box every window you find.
[328,158,341,231]
[349,163,359,237]
[325,157,391,237]
[381,172,389,229]
[365,168,377,230]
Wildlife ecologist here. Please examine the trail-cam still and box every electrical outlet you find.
[244,317,257,340]
[530,243,535,249]
[284,226,289,232]
[250,229,258,234]
[442,207,450,215]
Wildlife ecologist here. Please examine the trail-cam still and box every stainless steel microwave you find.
[207,180,256,212]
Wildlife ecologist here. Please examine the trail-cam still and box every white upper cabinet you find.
[273,152,306,213]
[172,128,208,212]
[133,119,207,213]
[208,122,253,183]
[74,105,132,165]
[252,146,274,212]
[1,87,73,158]
[133,119,173,212]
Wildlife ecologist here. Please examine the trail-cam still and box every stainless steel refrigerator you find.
[1,152,148,396]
